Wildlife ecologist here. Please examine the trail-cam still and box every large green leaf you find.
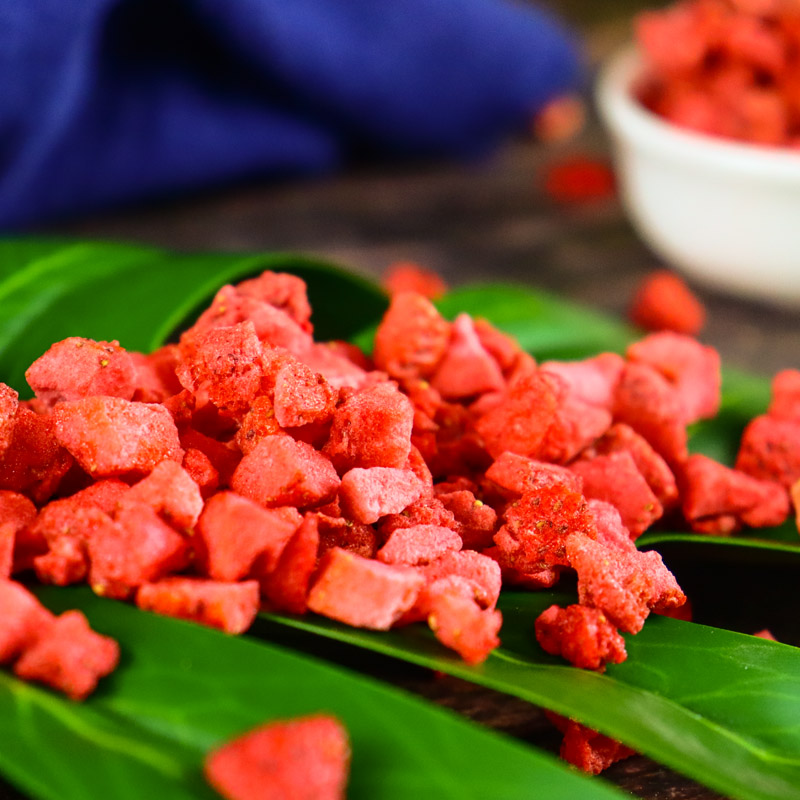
[0,238,387,395]
[0,587,627,800]
[262,592,800,800]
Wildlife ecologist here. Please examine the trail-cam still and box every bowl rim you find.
[596,45,800,181]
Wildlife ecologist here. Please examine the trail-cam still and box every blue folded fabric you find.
[0,0,582,228]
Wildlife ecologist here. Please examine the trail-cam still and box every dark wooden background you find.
[5,2,798,799]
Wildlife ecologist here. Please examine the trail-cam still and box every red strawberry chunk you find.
[430,314,505,400]
[472,318,523,373]
[629,270,706,336]
[204,715,350,800]
[768,369,800,421]
[177,322,264,418]
[0,383,18,459]
[549,714,636,775]
[474,370,560,459]
[130,346,183,403]
[53,397,182,479]
[69,479,130,515]
[588,500,637,552]
[428,590,502,665]
[417,550,502,612]
[317,514,377,559]
[234,396,283,455]
[236,271,314,333]
[128,460,204,532]
[627,332,721,423]
[0,579,54,663]
[485,453,583,497]
[182,448,219,498]
[297,343,369,392]
[567,534,685,634]
[260,514,320,615]
[323,382,414,472]
[612,362,688,466]
[378,494,458,539]
[197,492,301,581]
[737,415,800,488]
[535,604,627,671]
[339,467,424,524]
[0,407,72,503]
[307,548,423,630]
[232,435,340,509]
[26,337,137,407]
[13,609,119,700]
[540,353,625,410]
[538,395,612,464]
[136,577,260,634]
[88,501,190,600]
[377,524,462,566]
[680,453,789,532]
[372,292,451,381]
[436,489,497,550]
[571,451,663,538]
[272,360,337,428]
[383,261,447,299]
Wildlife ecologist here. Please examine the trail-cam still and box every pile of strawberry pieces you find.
[1,269,798,772]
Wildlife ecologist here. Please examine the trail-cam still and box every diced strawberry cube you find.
[435,489,497,550]
[339,467,424,524]
[272,359,337,429]
[13,609,119,700]
[377,524,462,566]
[128,460,204,532]
[540,353,625,411]
[136,577,260,634]
[427,590,502,665]
[307,548,423,630]
[0,579,54,663]
[204,715,350,800]
[737,415,800,488]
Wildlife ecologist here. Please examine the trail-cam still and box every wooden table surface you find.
[5,3,799,799]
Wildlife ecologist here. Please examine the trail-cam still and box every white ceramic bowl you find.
[596,46,800,306]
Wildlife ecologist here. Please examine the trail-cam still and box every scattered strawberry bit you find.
[754,628,777,640]
[382,261,447,299]
[204,714,350,800]
[629,270,706,336]
[542,156,616,205]
[546,712,637,775]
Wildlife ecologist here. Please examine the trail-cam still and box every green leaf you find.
[0,587,627,800]
[262,593,800,800]
[0,238,387,395]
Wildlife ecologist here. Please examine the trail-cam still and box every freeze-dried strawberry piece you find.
[419,550,503,611]
[535,604,627,671]
[30,499,116,585]
[234,396,282,455]
[323,382,414,472]
[473,370,561,460]
[339,467,424,525]
[307,548,423,630]
[316,514,377,559]
[0,407,73,503]
[736,415,800,488]
[378,494,459,539]
[430,314,505,400]
[191,285,313,354]
[0,491,37,576]
[543,156,616,204]
[272,360,337,429]
[13,609,119,701]
[177,322,264,418]
[0,579,54,663]
[232,435,340,509]
[128,460,204,532]
[383,261,447,300]
[539,395,612,464]
[428,590,502,665]
[629,270,706,336]
[436,489,497,550]
[136,577,260,634]
[680,453,789,532]
[182,448,219,498]
[260,513,320,615]
[53,397,182,479]
[373,292,451,381]
[0,383,19,458]
[131,345,183,403]
[548,713,636,775]
[567,534,685,634]
[69,478,130,515]
[540,353,625,411]
[612,362,688,466]
[236,271,314,333]
[472,319,523,373]
[768,369,800,421]
[571,451,663,538]
[204,715,350,800]
[627,332,721,423]
[589,423,679,509]
[485,453,583,497]
[26,337,138,407]
[196,492,300,581]
[376,524,462,566]
[493,476,596,573]
[298,343,369,391]
[88,501,190,600]
[588,500,636,552]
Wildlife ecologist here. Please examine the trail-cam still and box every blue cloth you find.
[0,0,582,228]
